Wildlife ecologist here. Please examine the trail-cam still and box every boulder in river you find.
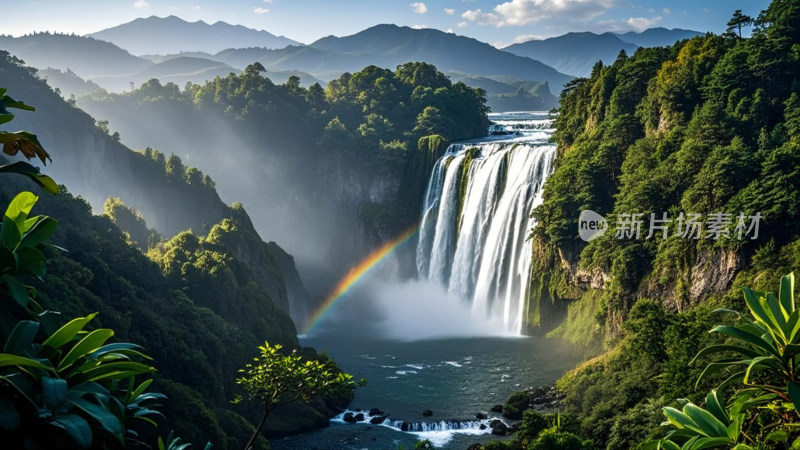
[370,416,386,425]
[475,412,488,420]
[369,408,384,416]
[421,409,434,417]
[491,421,508,436]
[355,413,365,421]
[490,404,503,413]
[343,413,357,423]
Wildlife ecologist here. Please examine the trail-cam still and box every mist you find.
[308,277,516,341]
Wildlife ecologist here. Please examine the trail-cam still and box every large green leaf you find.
[128,378,154,403]
[711,325,781,358]
[689,437,734,449]
[683,404,728,437]
[42,376,68,411]
[89,342,150,361]
[42,313,97,350]
[70,361,155,384]
[16,247,46,278]
[0,274,28,307]
[0,353,54,372]
[658,439,681,450]
[780,273,795,316]
[743,288,771,329]
[743,356,783,383]
[4,320,39,355]
[691,344,759,363]
[704,390,728,427]
[0,162,58,194]
[51,413,92,449]
[761,293,788,339]
[58,328,114,372]
[1,92,35,112]
[663,407,700,431]
[68,397,124,444]
[2,192,37,249]
[19,216,57,249]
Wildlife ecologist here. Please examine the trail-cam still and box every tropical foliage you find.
[0,92,167,448]
[0,87,352,448]
[234,342,358,449]
[650,274,800,449]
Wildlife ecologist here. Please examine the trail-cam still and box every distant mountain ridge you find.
[215,24,573,91]
[613,27,703,47]
[88,15,300,55]
[0,32,150,78]
[504,32,638,77]
[504,27,702,77]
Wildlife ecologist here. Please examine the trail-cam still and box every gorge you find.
[3,1,798,448]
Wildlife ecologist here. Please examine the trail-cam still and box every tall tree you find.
[727,9,754,38]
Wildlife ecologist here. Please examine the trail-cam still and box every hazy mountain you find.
[140,51,221,63]
[0,32,150,78]
[615,27,703,47]
[309,24,573,91]
[92,56,239,92]
[504,32,638,77]
[215,24,572,91]
[38,67,103,97]
[215,45,362,79]
[447,72,558,111]
[88,15,300,55]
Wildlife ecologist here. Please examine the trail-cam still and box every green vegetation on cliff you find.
[0,85,352,448]
[495,1,800,448]
[76,62,489,274]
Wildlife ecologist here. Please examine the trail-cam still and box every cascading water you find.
[416,112,556,335]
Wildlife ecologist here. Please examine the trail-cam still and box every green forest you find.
[0,92,357,448]
[485,1,800,449]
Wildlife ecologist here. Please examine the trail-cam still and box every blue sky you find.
[5,0,770,47]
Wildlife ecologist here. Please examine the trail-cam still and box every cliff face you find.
[525,25,800,346]
[528,237,746,344]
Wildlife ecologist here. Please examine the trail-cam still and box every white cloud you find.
[626,15,661,31]
[253,7,270,14]
[462,0,614,27]
[134,0,149,8]
[410,2,428,14]
[411,24,428,29]
[446,28,454,33]
[703,7,710,13]
[444,8,456,15]
[457,21,469,28]
[663,8,671,15]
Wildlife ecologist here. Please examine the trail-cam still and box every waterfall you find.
[416,112,556,335]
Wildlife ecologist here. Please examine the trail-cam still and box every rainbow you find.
[303,224,419,334]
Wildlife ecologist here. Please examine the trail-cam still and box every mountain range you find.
[87,15,299,55]
[0,16,702,110]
